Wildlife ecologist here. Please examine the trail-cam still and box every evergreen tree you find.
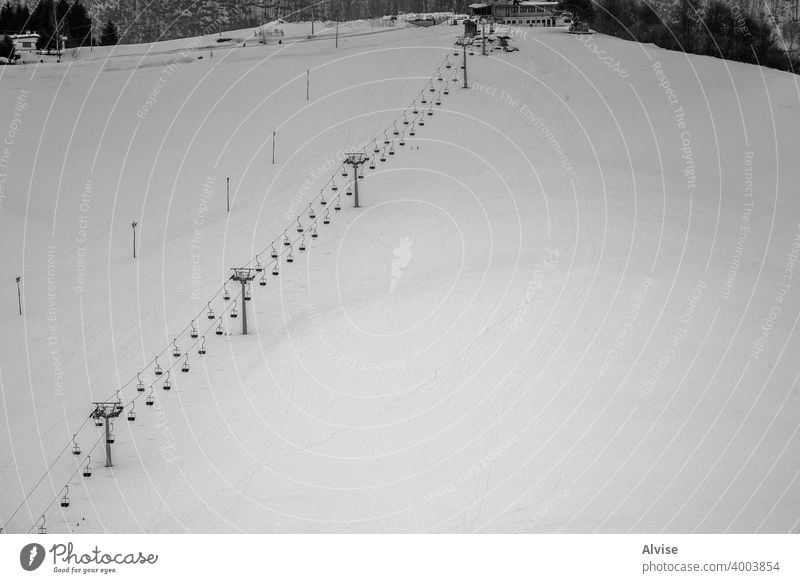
[99,19,118,45]
[0,32,16,60]
[67,0,92,47]
[0,2,13,34]
[557,0,596,23]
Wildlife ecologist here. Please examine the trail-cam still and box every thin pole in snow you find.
[306,69,309,101]
[226,177,230,212]
[16,276,21,316]
[131,220,138,259]
[272,131,276,165]
[335,22,339,48]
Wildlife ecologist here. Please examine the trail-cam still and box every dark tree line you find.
[0,0,119,50]
[577,0,798,73]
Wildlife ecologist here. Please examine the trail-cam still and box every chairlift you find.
[296,219,304,233]
[410,124,416,136]
[190,321,198,339]
[393,124,399,136]
[403,114,409,125]
[299,236,307,251]
[286,248,294,263]
[421,96,427,104]
[137,373,145,392]
[373,143,381,153]
[443,85,450,95]
[107,422,115,444]
[399,135,406,146]
[323,211,330,225]
[71,434,80,456]
[60,486,70,508]
[162,371,171,391]
[255,256,263,272]
[181,355,189,373]
[154,357,163,376]
[83,457,92,477]
[427,107,434,116]
[172,339,180,358]
[272,264,279,276]
[358,168,364,179]
[244,284,252,301]
[380,149,387,162]
[283,231,291,246]
[429,83,436,92]
[127,403,136,422]
[311,226,318,239]
[435,97,441,106]
[334,197,341,211]
[309,206,316,219]
[230,300,238,318]
[341,166,348,177]
[223,284,230,301]
[331,179,338,191]
[94,414,104,427]
[199,336,207,355]
[320,193,327,206]
[419,117,425,126]
[259,272,267,286]
[271,244,278,259]
[389,144,395,155]
[216,319,224,335]
[146,390,155,406]
[369,156,376,170]
[38,516,46,535]
[207,303,215,320]
[346,185,353,196]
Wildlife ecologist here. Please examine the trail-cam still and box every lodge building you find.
[468,1,568,27]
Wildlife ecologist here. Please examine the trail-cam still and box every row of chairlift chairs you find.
[43,68,454,534]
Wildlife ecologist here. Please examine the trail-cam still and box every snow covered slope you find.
[0,23,799,534]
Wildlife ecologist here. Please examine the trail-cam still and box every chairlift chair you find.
[181,356,189,373]
[162,371,171,390]
[190,321,198,339]
[230,300,238,318]
[83,457,92,477]
[127,403,136,421]
[72,435,81,456]
[199,336,207,355]
[60,487,70,508]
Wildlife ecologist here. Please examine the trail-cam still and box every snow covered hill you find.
[0,22,799,534]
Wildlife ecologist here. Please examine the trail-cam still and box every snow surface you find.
[0,23,799,534]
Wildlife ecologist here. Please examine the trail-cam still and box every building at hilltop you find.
[468,1,569,27]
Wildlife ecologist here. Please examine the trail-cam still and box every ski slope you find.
[0,22,799,534]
